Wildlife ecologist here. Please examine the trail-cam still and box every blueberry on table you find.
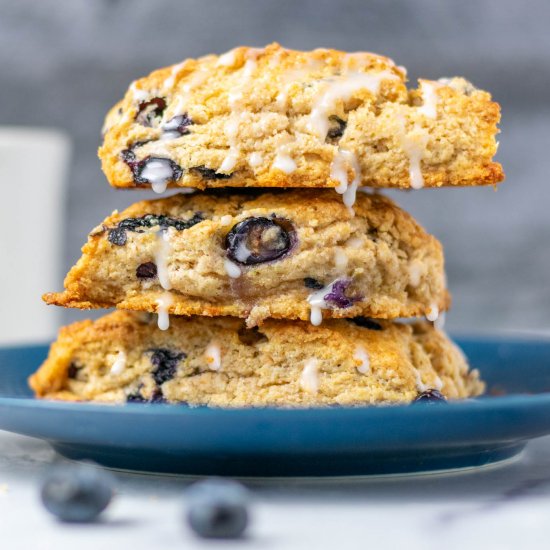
[40,463,114,522]
[225,217,296,265]
[185,478,249,539]
[414,389,447,404]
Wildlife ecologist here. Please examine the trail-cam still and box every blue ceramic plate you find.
[1,335,550,477]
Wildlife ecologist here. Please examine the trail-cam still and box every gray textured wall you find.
[2,0,549,331]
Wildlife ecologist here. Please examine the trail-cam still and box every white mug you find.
[0,127,71,344]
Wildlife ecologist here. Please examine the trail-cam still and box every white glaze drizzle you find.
[141,159,175,194]
[417,80,441,119]
[400,127,429,190]
[248,152,263,167]
[300,359,319,394]
[163,61,187,91]
[217,49,237,67]
[204,341,222,371]
[307,279,341,326]
[221,53,262,173]
[309,70,397,141]
[224,258,242,278]
[334,247,348,270]
[275,59,323,110]
[272,143,297,174]
[345,236,363,249]
[330,148,362,210]
[426,303,440,322]
[154,229,172,290]
[129,81,148,103]
[354,345,370,374]
[156,292,173,331]
[110,351,127,375]
[219,214,233,226]
[414,368,430,392]
[408,259,425,288]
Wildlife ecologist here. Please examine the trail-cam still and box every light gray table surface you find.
[1,429,550,550]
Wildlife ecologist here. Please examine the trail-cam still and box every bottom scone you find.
[29,311,483,406]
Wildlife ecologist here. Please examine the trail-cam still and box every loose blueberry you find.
[326,115,347,141]
[191,166,232,180]
[186,479,249,539]
[323,279,361,309]
[136,262,157,279]
[135,97,166,127]
[304,277,324,290]
[149,348,186,385]
[349,317,383,331]
[108,213,203,247]
[414,389,447,404]
[40,463,114,523]
[163,113,193,137]
[225,217,296,266]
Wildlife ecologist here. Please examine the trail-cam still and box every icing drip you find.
[217,49,237,67]
[309,70,398,140]
[275,59,323,110]
[154,229,172,290]
[418,80,441,119]
[426,304,439,322]
[163,61,187,91]
[110,351,127,375]
[221,54,261,173]
[248,152,263,167]
[408,259,425,288]
[272,143,296,174]
[156,292,173,331]
[300,359,319,394]
[354,346,370,374]
[433,375,444,391]
[224,258,242,278]
[334,247,348,270]
[345,236,363,249]
[401,129,429,190]
[330,148,361,209]
[129,81,148,103]
[307,279,344,326]
[219,215,233,226]
[141,159,174,194]
[205,341,222,371]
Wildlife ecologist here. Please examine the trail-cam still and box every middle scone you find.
[45,189,448,326]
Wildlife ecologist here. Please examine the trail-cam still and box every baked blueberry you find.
[40,463,114,523]
[225,217,296,265]
[349,317,383,330]
[186,478,249,539]
[191,166,232,180]
[126,388,167,403]
[326,115,346,141]
[414,389,447,404]
[149,348,186,385]
[135,97,166,127]
[324,279,361,309]
[163,113,193,138]
[133,156,183,186]
[67,363,80,379]
[108,213,203,247]
[136,262,157,279]
[304,277,324,290]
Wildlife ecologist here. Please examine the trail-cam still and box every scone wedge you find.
[29,310,484,407]
[44,190,449,326]
[100,43,503,192]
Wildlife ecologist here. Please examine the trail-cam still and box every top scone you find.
[100,43,503,194]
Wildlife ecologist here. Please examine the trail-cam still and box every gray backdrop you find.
[2,0,549,331]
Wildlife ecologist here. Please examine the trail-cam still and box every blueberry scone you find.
[99,43,503,195]
[29,310,483,406]
[43,190,449,326]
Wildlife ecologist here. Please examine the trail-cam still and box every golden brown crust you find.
[30,311,483,406]
[43,190,449,325]
[99,43,503,191]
